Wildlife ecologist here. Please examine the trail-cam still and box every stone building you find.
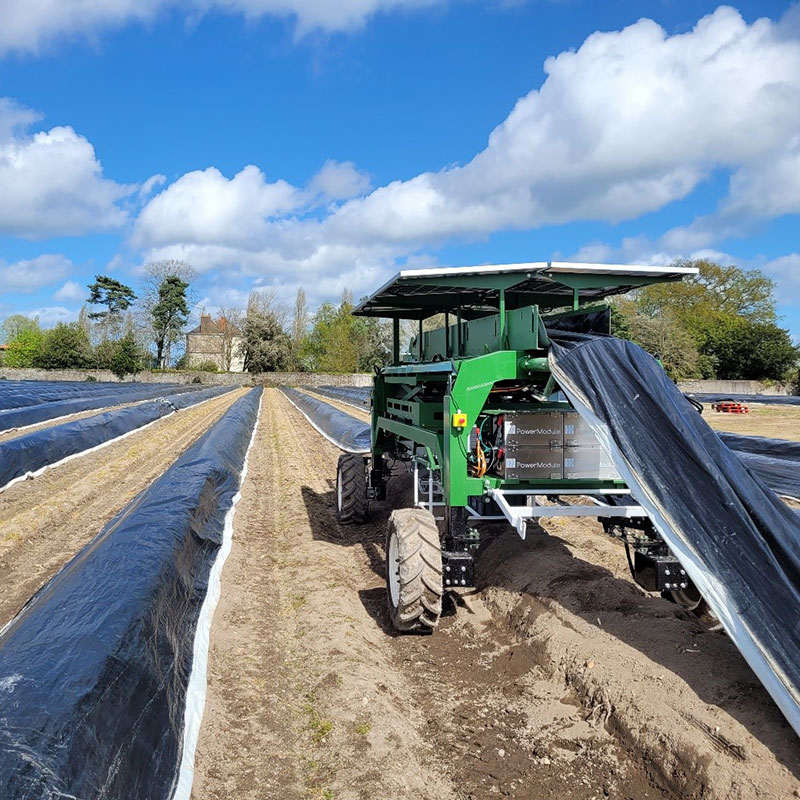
[185,314,245,372]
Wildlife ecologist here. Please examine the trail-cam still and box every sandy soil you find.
[704,404,800,441]
[195,388,799,799]
[0,388,247,627]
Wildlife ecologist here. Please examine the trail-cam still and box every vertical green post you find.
[418,318,424,361]
[498,288,506,346]
[444,311,450,358]
[392,316,400,364]
[573,288,580,311]
[456,305,462,357]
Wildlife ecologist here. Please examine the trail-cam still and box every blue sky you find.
[1,0,799,339]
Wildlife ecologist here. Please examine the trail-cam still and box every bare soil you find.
[704,404,800,441]
[194,389,800,799]
[0,388,247,627]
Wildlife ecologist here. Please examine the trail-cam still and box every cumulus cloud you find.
[54,279,87,302]
[761,253,800,303]
[0,0,446,55]
[309,160,371,201]
[0,254,73,292]
[19,306,79,326]
[0,100,134,238]
[132,165,302,249]
[132,6,800,300]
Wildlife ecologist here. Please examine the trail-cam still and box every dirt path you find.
[196,390,800,800]
[0,388,247,627]
[193,388,452,800]
[704,404,800,441]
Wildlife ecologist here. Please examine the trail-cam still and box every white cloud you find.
[54,279,86,302]
[762,253,800,303]
[132,165,302,249]
[0,254,73,292]
[0,0,447,56]
[309,160,371,201]
[131,5,800,301]
[19,306,78,327]
[0,99,134,238]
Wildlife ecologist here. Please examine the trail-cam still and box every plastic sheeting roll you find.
[547,331,800,738]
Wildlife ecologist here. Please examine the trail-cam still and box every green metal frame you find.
[361,266,686,514]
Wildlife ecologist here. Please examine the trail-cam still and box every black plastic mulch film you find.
[546,330,800,736]
[0,381,201,432]
[310,385,371,408]
[719,433,800,502]
[0,385,237,490]
[0,386,261,800]
[281,386,371,453]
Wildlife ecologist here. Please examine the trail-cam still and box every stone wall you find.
[0,367,373,387]
[2,367,791,397]
[677,379,794,396]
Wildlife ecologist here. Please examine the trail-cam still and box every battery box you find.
[488,409,619,481]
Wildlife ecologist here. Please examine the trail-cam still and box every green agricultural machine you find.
[335,261,699,632]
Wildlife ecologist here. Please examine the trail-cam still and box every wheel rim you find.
[387,529,400,607]
[336,466,343,513]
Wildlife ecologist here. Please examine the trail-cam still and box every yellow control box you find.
[452,412,468,428]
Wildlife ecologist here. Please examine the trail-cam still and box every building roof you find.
[187,314,222,335]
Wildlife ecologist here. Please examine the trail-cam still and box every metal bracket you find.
[487,488,647,539]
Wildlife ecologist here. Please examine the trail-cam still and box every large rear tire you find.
[385,508,443,633]
[336,454,368,524]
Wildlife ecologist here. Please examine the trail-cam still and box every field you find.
[0,384,798,799]
[705,402,800,442]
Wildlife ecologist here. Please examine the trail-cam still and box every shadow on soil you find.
[299,477,800,779]
[477,523,800,781]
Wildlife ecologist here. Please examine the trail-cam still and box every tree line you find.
[1,258,797,384]
[610,259,798,384]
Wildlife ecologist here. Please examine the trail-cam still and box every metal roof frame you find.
[353,261,698,319]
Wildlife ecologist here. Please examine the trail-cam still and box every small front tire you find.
[336,453,368,524]
[386,508,443,633]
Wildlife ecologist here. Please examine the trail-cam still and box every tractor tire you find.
[336,453,368,524]
[385,508,443,633]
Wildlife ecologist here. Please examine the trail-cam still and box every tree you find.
[77,305,91,338]
[700,317,798,381]
[4,324,44,368]
[626,311,704,379]
[151,275,189,367]
[217,307,245,371]
[634,259,777,327]
[241,291,291,373]
[87,275,137,340]
[290,288,309,369]
[94,338,118,369]
[615,259,791,380]
[354,315,393,371]
[110,333,144,380]
[304,301,359,373]
[34,323,92,369]
[1,314,39,343]
[301,292,393,373]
